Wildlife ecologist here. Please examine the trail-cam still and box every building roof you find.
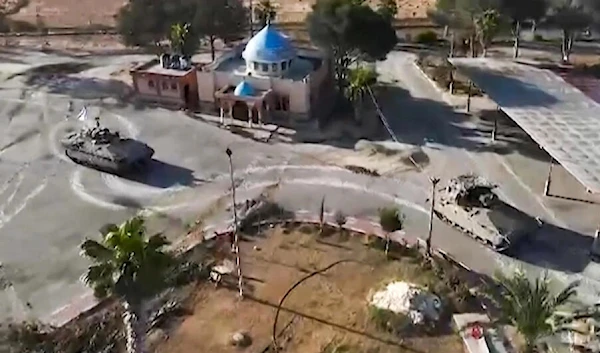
[242,24,296,63]
[233,80,255,96]
[449,57,600,193]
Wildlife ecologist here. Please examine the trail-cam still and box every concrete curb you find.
[411,60,457,107]
[47,210,473,327]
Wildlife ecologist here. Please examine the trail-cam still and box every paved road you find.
[0,48,598,325]
[376,51,600,305]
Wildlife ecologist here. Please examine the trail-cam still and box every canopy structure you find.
[449,58,600,194]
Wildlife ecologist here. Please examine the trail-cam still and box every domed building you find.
[196,23,333,126]
[242,24,296,78]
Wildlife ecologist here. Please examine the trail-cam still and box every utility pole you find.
[226,147,244,298]
[426,177,441,257]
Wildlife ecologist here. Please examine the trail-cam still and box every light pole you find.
[426,177,441,257]
[226,147,244,298]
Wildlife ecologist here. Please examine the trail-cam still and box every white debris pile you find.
[370,281,443,325]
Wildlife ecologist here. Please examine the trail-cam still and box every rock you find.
[146,328,168,351]
[231,331,252,347]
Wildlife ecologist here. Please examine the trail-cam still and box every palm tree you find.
[345,66,378,123]
[378,206,405,256]
[255,0,277,27]
[487,270,579,353]
[169,22,192,56]
[80,216,175,353]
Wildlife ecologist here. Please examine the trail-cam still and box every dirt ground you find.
[156,224,466,353]
[4,0,435,29]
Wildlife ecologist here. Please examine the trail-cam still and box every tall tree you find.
[487,270,578,353]
[307,0,396,92]
[377,0,399,23]
[191,0,249,61]
[433,0,500,57]
[428,1,463,57]
[475,8,501,57]
[80,216,175,353]
[546,0,593,63]
[345,66,378,122]
[500,0,548,58]
[255,0,278,27]
[169,22,197,56]
[116,0,172,49]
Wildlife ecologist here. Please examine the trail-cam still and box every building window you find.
[271,63,278,71]
[261,63,268,72]
[171,82,178,90]
[253,62,259,70]
[281,61,287,70]
[148,80,155,88]
[162,81,169,90]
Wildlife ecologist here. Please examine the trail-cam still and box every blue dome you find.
[234,80,255,96]
[242,24,296,63]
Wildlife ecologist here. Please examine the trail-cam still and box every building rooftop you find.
[234,80,255,96]
[242,24,296,63]
[132,59,194,77]
[215,55,315,81]
[450,57,600,193]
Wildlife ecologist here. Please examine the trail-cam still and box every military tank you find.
[61,117,155,175]
[434,174,542,253]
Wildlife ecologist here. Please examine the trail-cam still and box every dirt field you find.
[156,224,467,353]
[4,0,435,29]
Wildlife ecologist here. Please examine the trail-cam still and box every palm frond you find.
[80,239,114,262]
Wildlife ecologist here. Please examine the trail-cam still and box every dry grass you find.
[5,0,436,29]
[155,224,468,353]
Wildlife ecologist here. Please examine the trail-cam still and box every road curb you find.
[47,209,473,327]
[411,60,457,107]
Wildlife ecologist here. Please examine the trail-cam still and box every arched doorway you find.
[232,101,249,121]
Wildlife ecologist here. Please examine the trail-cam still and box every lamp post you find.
[426,177,441,257]
[226,147,244,298]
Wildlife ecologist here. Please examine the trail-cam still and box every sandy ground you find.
[156,225,464,353]
[6,0,435,28]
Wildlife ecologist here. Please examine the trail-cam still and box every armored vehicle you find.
[434,174,541,252]
[61,118,155,175]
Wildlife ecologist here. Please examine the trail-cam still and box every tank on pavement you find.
[434,174,541,252]
[61,117,155,175]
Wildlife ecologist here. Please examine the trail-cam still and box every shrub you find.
[533,33,544,42]
[414,30,439,45]
[369,306,409,334]
[379,206,405,233]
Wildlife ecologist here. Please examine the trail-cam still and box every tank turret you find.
[61,117,154,175]
[434,174,541,252]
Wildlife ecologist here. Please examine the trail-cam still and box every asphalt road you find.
[0,48,599,325]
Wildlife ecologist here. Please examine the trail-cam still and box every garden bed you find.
[157,222,480,353]
[416,54,483,97]
[2,215,483,353]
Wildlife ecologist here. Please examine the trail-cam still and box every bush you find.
[533,33,544,42]
[378,206,405,233]
[414,30,439,45]
[369,306,410,334]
